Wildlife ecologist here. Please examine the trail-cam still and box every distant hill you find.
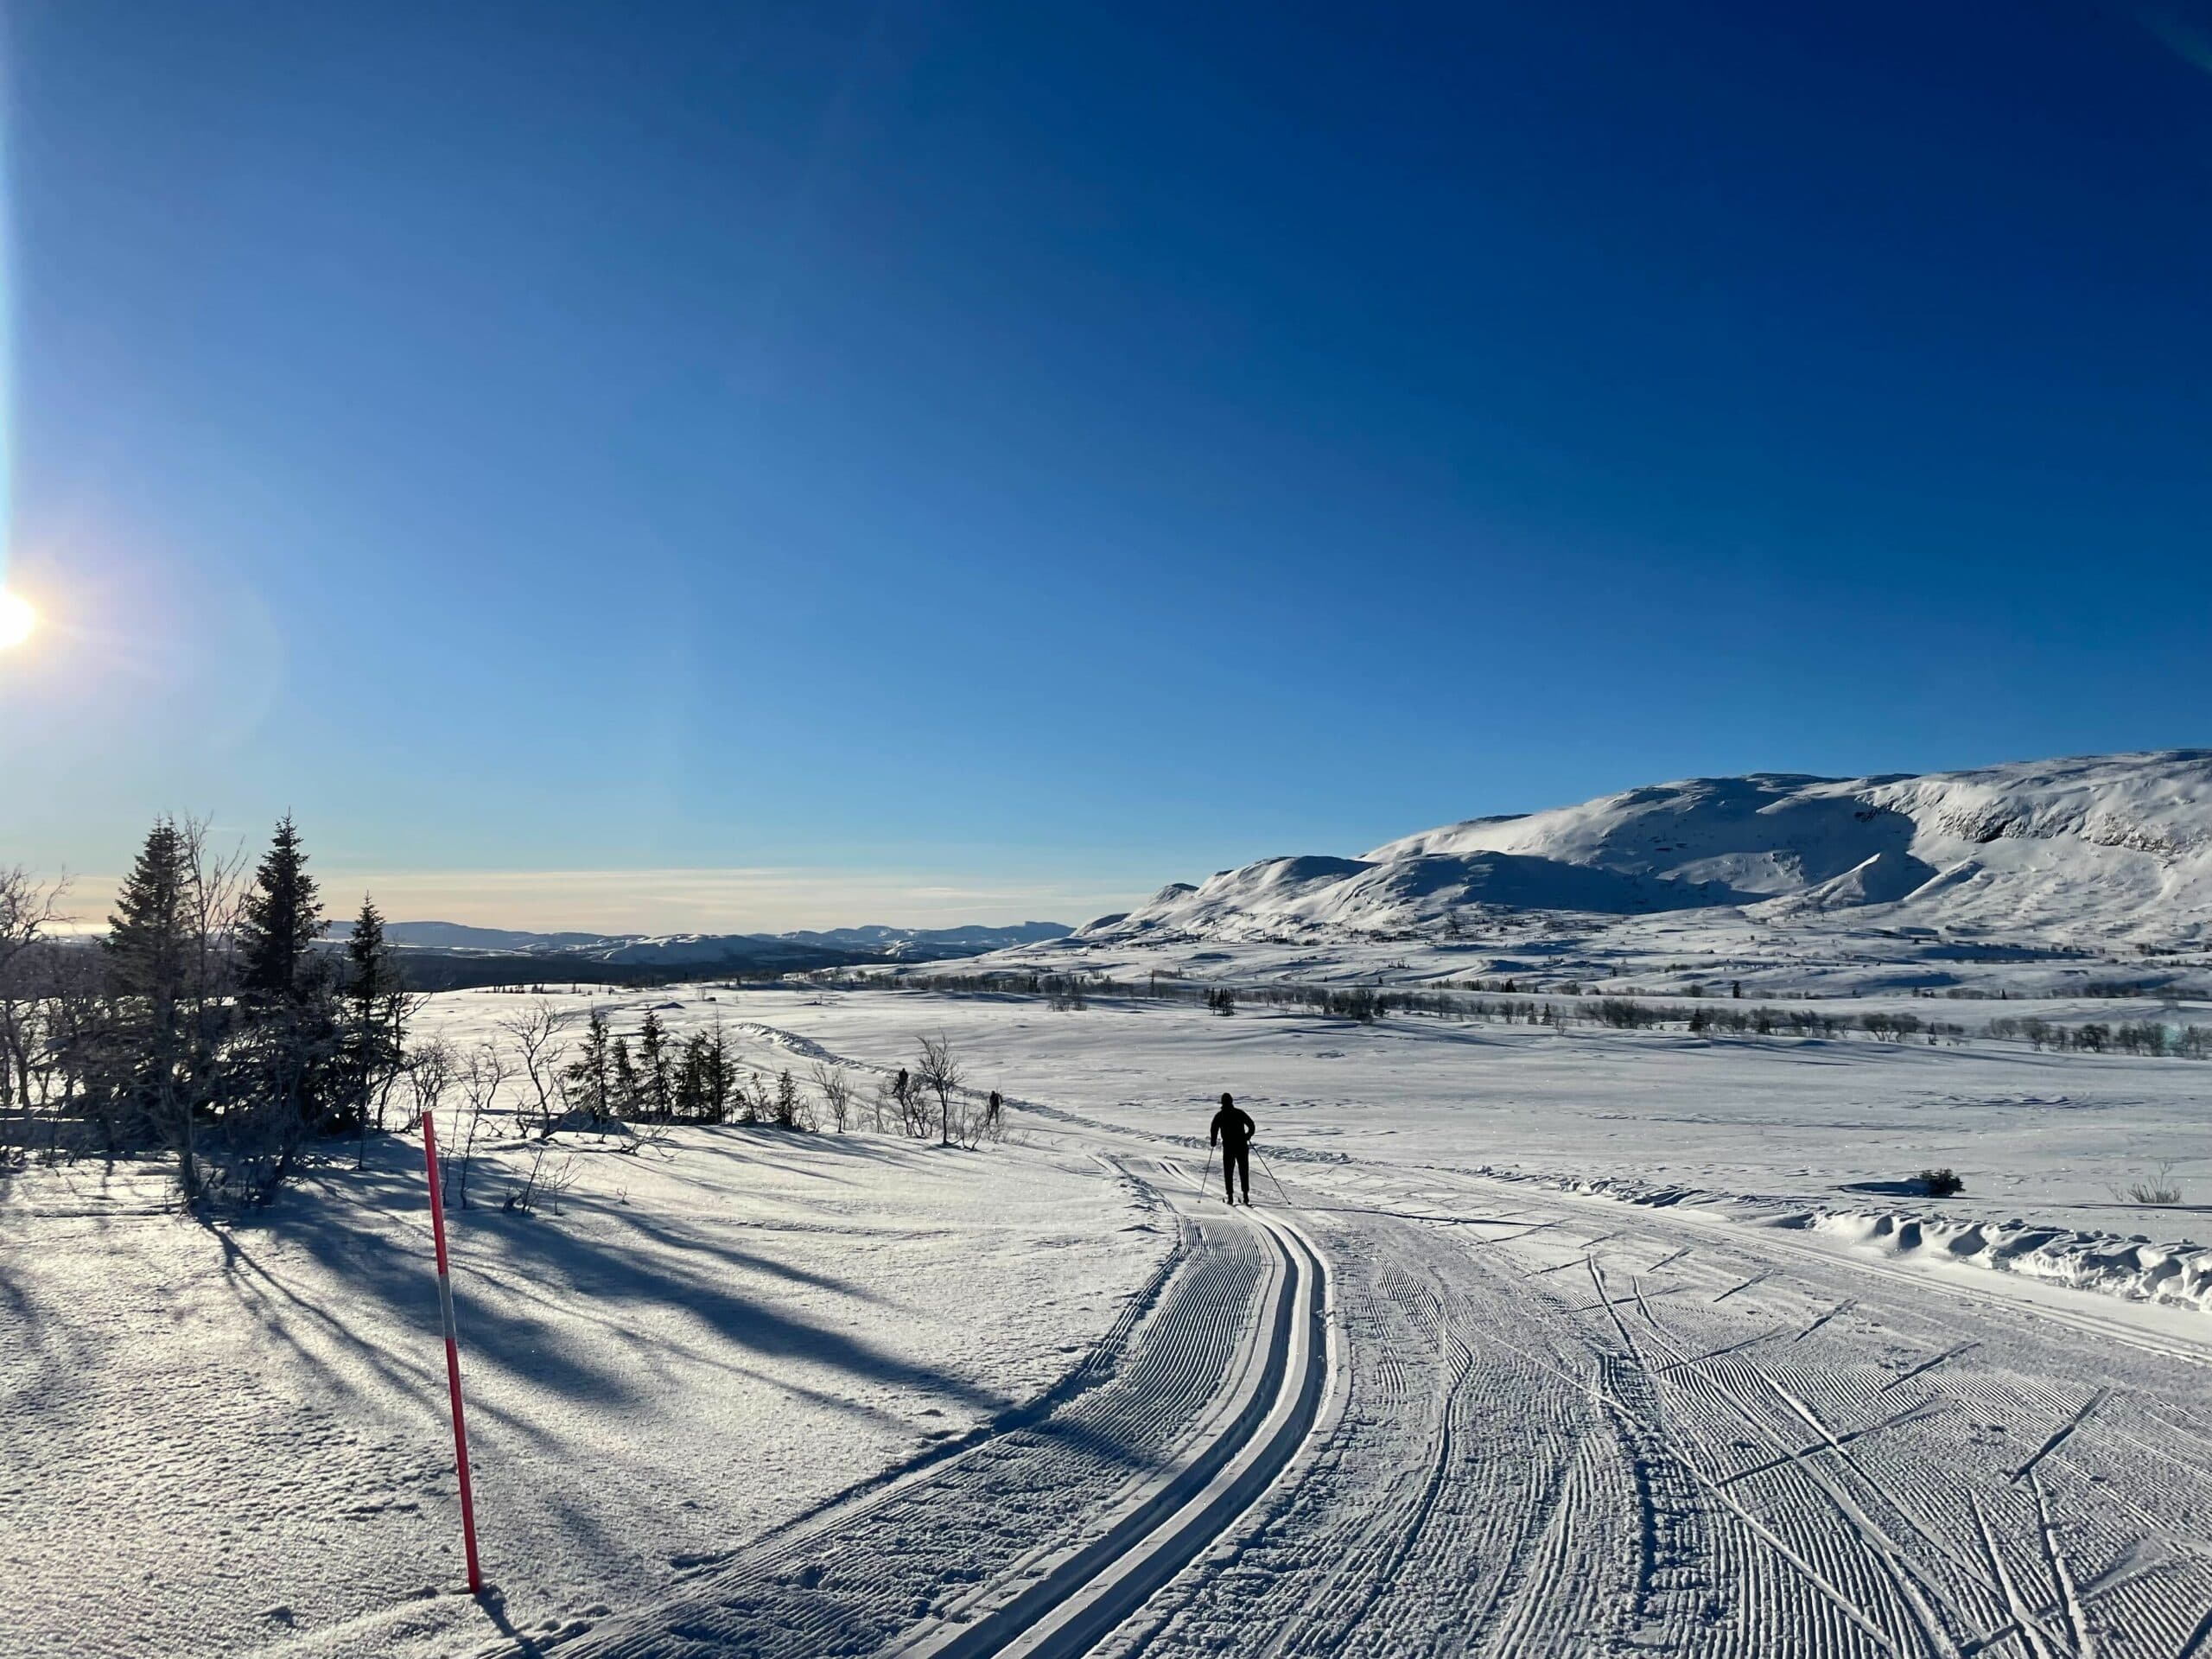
[1074,751,2212,949]
[343,921,615,952]
[321,915,1073,987]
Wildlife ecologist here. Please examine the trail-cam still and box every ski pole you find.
[1196,1142,1217,1201]
[1256,1146,1291,1207]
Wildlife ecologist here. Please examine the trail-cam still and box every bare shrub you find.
[2117,1163,2184,1205]
[449,1039,510,1210]
[0,868,69,1152]
[811,1061,854,1133]
[883,1065,932,1140]
[541,1153,583,1215]
[915,1033,963,1147]
[499,1001,573,1138]
[404,1037,457,1135]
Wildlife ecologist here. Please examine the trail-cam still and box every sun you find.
[0,589,35,649]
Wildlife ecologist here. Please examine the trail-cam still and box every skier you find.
[1210,1091,1256,1205]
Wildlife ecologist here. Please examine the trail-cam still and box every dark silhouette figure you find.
[1210,1092,1255,1205]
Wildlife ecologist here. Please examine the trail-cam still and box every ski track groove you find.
[1880,1344,1980,1395]
[2033,1471,2097,1659]
[2012,1391,2110,1485]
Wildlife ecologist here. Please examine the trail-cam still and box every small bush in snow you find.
[812,1061,854,1133]
[1918,1167,1965,1198]
[2119,1164,2183,1205]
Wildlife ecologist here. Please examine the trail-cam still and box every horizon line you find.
[34,861,1143,938]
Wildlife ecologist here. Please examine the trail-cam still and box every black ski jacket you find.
[1210,1105,1255,1149]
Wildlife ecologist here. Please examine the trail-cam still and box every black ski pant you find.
[1222,1141,1249,1203]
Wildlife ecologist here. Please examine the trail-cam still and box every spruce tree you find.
[238,815,322,1007]
[703,1020,734,1121]
[105,817,199,1198]
[344,895,403,1138]
[236,817,341,1160]
[675,1033,709,1121]
[105,818,190,1007]
[637,1010,672,1121]
[566,1008,613,1121]
[611,1034,638,1120]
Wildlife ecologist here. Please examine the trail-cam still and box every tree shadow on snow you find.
[209,1145,1014,1453]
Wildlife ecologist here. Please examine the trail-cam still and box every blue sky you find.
[3,1,2209,930]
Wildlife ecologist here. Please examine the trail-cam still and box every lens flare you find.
[0,589,33,648]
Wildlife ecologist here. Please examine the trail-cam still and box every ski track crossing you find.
[512,1024,2212,1659]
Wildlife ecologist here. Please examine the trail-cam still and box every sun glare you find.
[0,590,35,649]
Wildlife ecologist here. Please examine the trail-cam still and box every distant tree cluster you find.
[852,967,2212,1059]
[523,1005,809,1130]
[1984,1015,2212,1058]
[0,816,417,1205]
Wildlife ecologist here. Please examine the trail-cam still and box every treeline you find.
[0,817,417,1204]
[842,969,2212,1058]
[1981,1015,2210,1057]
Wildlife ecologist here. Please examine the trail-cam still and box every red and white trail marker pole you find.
[421,1112,485,1595]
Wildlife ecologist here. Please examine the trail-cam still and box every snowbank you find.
[1471,1165,2212,1315]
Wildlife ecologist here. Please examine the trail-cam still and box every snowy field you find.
[680,985,2212,1310]
[0,1058,1165,1659]
[9,981,2212,1657]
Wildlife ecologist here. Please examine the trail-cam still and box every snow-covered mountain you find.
[1078,752,2212,949]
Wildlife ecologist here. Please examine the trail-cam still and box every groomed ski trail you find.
[526,1161,1331,1659]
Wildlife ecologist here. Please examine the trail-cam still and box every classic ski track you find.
[925,1206,1328,1659]
[529,1144,1328,1659]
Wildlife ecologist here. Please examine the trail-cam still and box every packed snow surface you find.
[10,981,2212,1657]
[0,1027,1161,1659]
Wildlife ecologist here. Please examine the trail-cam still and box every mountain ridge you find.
[1075,750,2212,949]
[324,918,1072,964]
